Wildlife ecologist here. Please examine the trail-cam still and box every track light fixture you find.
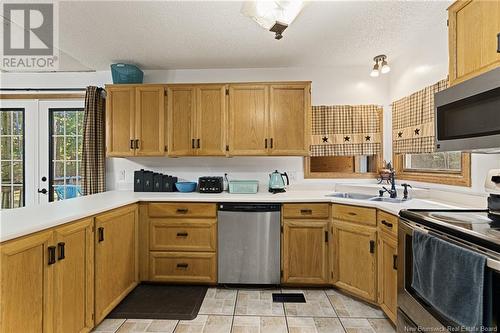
[370,55,390,77]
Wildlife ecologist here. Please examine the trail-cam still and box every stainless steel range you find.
[398,209,500,332]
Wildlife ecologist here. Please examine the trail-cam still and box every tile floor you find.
[92,288,395,333]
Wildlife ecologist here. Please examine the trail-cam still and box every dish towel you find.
[411,230,491,330]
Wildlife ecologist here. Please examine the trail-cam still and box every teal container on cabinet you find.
[228,180,259,194]
[110,63,144,84]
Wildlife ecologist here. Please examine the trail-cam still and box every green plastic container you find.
[228,180,259,194]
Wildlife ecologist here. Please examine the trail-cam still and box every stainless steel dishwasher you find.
[217,203,281,284]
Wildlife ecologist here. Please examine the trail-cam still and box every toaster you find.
[198,177,224,193]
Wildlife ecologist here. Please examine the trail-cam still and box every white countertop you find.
[0,190,462,243]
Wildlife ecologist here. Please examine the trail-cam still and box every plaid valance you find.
[310,105,382,157]
[392,79,448,154]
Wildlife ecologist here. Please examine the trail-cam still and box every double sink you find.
[326,192,410,203]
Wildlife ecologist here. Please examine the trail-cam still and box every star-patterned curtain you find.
[310,105,382,156]
[392,79,448,154]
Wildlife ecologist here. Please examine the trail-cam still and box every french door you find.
[0,99,84,209]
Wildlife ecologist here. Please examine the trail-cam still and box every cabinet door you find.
[377,232,397,324]
[332,221,377,301]
[228,85,269,155]
[282,220,329,284]
[94,205,138,323]
[195,85,227,156]
[106,86,135,157]
[269,84,310,155]
[450,0,500,84]
[53,218,94,333]
[135,86,166,156]
[167,86,196,156]
[0,231,54,333]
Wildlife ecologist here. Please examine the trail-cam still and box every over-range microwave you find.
[435,67,500,153]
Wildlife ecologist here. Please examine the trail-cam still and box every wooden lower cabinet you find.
[94,205,139,323]
[0,230,54,333]
[282,219,329,284]
[149,251,217,283]
[378,228,398,323]
[53,218,94,333]
[332,221,377,302]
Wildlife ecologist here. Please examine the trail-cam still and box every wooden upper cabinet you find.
[196,85,227,156]
[282,219,329,285]
[106,86,135,157]
[135,86,166,156]
[332,221,377,302]
[167,86,196,156]
[269,84,310,155]
[94,205,138,323]
[228,84,269,155]
[0,231,54,333]
[53,218,94,333]
[449,0,500,85]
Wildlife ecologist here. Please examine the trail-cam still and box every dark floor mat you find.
[107,283,208,320]
[272,293,306,303]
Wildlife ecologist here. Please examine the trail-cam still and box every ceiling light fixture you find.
[241,1,306,40]
[370,55,390,77]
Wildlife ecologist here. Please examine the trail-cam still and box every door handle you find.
[130,139,134,149]
[325,231,329,243]
[270,138,273,149]
[57,242,65,260]
[98,227,104,242]
[176,263,189,269]
[381,220,393,228]
[192,139,195,149]
[134,139,140,150]
[393,254,398,270]
[176,208,188,214]
[300,209,312,215]
[369,240,375,254]
[38,188,48,195]
[197,139,200,149]
[48,246,56,265]
[176,232,188,237]
[264,138,268,149]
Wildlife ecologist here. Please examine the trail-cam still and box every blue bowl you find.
[175,182,197,192]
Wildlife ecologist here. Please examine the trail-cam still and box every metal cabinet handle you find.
[325,231,329,243]
[300,209,312,215]
[48,246,56,265]
[57,242,65,260]
[176,208,188,214]
[192,139,195,149]
[393,254,398,270]
[264,139,268,149]
[130,139,134,149]
[369,240,375,254]
[176,232,188,237]
[348,212,357,216]
[381,220,393,228]
[176,263,189,268]
[270,138,273,149]
[135,139,140,149]
[197,139,200,149]
[98,227,104,242]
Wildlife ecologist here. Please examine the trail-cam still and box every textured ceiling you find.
[57,1,450,71]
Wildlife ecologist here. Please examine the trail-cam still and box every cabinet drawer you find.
[149,252,216,283]
[148,203,216,218]
[332,204,376,226]
[377,210,398,237]
[282,203,330,219]
[150,219,216,252]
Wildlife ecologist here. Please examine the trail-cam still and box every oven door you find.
[398,218,499,332]
[397,220,447,331]
[435,67,500,152]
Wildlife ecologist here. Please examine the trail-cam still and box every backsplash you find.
[106,156,305,191]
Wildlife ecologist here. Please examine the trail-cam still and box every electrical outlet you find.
[119,170,126,181]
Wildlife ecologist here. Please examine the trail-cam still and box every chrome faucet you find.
[380,169,397,198]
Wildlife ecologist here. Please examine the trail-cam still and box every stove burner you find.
[429,212,492,224]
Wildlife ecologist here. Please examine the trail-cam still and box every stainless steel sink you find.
[369,197,409,203]
[325,192,375,200]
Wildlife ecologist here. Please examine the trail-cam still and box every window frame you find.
[393,152,471,187]
[0,108,26,209]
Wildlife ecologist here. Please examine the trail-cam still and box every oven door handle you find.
[408,222,500,272]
